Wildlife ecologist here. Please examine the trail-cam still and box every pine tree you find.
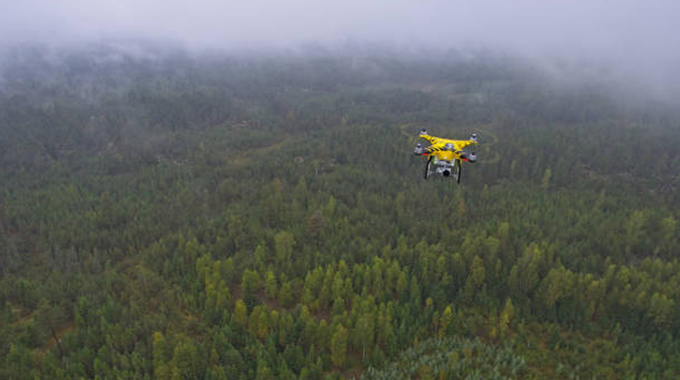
[499,298,515,338]
[234,299,248,325]
[153,332,171,379]
[278,282,294,308]
[264,271,278,299]
[440,306,454,337]
[331,324,349,368]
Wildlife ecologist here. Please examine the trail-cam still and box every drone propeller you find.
[413,142,428,156]
[469,152,477,162]
[420,128,428,136]
[470,132,478,142]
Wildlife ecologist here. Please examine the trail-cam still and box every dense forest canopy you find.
[1,41,679,379]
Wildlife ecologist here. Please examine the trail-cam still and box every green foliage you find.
[1,43,680,379]
[331,324,349,368]
[361,336,526,380]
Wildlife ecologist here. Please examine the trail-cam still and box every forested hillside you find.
[1,43,679,379]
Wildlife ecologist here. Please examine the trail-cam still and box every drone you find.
[413,129,478,182]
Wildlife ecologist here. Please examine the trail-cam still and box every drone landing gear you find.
[424,156,433,180]
[424,157,463,183]
[455,159,462,184]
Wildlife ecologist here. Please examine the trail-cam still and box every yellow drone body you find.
[413,129,478,182]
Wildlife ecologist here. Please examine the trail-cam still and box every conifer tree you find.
[331,324,349,368]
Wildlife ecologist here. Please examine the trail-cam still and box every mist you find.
[2,0,680,101]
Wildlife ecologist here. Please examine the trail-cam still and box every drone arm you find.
[453,140,477,150]
[413,143,435,156]
[419,134,439,144]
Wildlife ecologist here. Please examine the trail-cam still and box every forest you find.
[1,42,679,379]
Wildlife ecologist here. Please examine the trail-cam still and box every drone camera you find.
[442,170,451,177]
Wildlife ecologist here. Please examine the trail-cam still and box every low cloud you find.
[2,1,679,100]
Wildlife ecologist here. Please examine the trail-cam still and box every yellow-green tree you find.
[440,306,454,337]
[499,298,515,338]
[234,299,248,325]
[331,324,349,368]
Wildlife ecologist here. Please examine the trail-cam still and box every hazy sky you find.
[2,0,679,94]
[2,0,677,52]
